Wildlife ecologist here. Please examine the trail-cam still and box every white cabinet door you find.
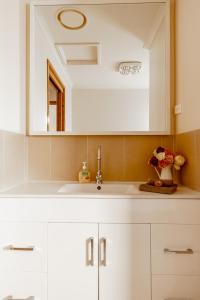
[48,223,98,300]
[99,224,151,300]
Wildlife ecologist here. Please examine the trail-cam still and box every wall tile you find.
[51,136,87,181]
[87,136,124,181]
[0,131,25,191]
[0,132,175,189]
[161,135,174,149]
[27,135,174,182]
[124,136,164,181]
[3,132,25,187]
[28,136,51,180]
[175,130,200,190]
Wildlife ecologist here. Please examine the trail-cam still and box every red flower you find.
[159,159,169,168]
[149,156,159,167]
[165,154,174,163]
[165,149,174,157]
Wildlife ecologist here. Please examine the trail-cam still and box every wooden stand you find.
[139,183,177,194]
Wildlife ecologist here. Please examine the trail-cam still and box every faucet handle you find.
[96,173,102,179]
[96,173,103,185]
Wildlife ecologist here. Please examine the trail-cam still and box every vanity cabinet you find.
[1,195,200,300]
[48,223,151,300]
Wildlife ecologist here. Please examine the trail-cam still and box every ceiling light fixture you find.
[118,61,142,75]
[57,8,87,30]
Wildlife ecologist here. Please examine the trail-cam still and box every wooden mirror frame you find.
[47,59,66,132]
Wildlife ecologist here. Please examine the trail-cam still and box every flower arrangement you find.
[149,146,186,180]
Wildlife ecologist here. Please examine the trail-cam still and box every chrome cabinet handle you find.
[86,237,94,266]
[164,248,193,254]
[3,296,34,300]
[165,298,192,300]
[4,245,35,252]
[100,238,107,266]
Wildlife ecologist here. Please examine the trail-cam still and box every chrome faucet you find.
[96,145,103,186]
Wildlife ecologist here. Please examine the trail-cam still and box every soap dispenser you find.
[79,162,91,183]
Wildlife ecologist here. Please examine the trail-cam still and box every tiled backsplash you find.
[2,131,199,189]
[175,129,200,191]
[0,131,26,191]
[27,135,173,182]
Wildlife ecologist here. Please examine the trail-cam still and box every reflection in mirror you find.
[29,2,171,134]
[47,60,65,132]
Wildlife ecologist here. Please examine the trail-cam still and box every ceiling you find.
[36,3,165,89]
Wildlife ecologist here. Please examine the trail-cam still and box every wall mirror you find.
[29,0,172,135]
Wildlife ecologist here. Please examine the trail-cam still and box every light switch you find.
[174,104,182,115]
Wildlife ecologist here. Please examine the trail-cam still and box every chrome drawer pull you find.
[86,237,94,266]
[4,245,35,252]
[4,296,34,300]
[164,248,193,254]
[165,298,192,300]
[100,237,107,266]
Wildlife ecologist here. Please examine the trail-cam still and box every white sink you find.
[58,182,140,195]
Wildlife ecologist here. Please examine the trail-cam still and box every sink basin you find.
[58,182,140,195]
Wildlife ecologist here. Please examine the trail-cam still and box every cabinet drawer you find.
[0,223,47,272]
[152,275,200,300]
[151,225,200,275]
[0,272,47,300]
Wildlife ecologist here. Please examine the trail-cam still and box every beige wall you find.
[0,0,26,134]
[27,135,173,182]
[175,130,200,190]
[176,0,200,133]
[0,1,27,190]
[0,131,26,191]
[175,0,200,191]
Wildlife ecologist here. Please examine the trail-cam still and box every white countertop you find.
[0,181,200,199]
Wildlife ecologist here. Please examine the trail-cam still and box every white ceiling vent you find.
[56,43,101,66]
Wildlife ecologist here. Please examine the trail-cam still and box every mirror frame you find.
[28,0,174,136]
[47,59,66,132]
